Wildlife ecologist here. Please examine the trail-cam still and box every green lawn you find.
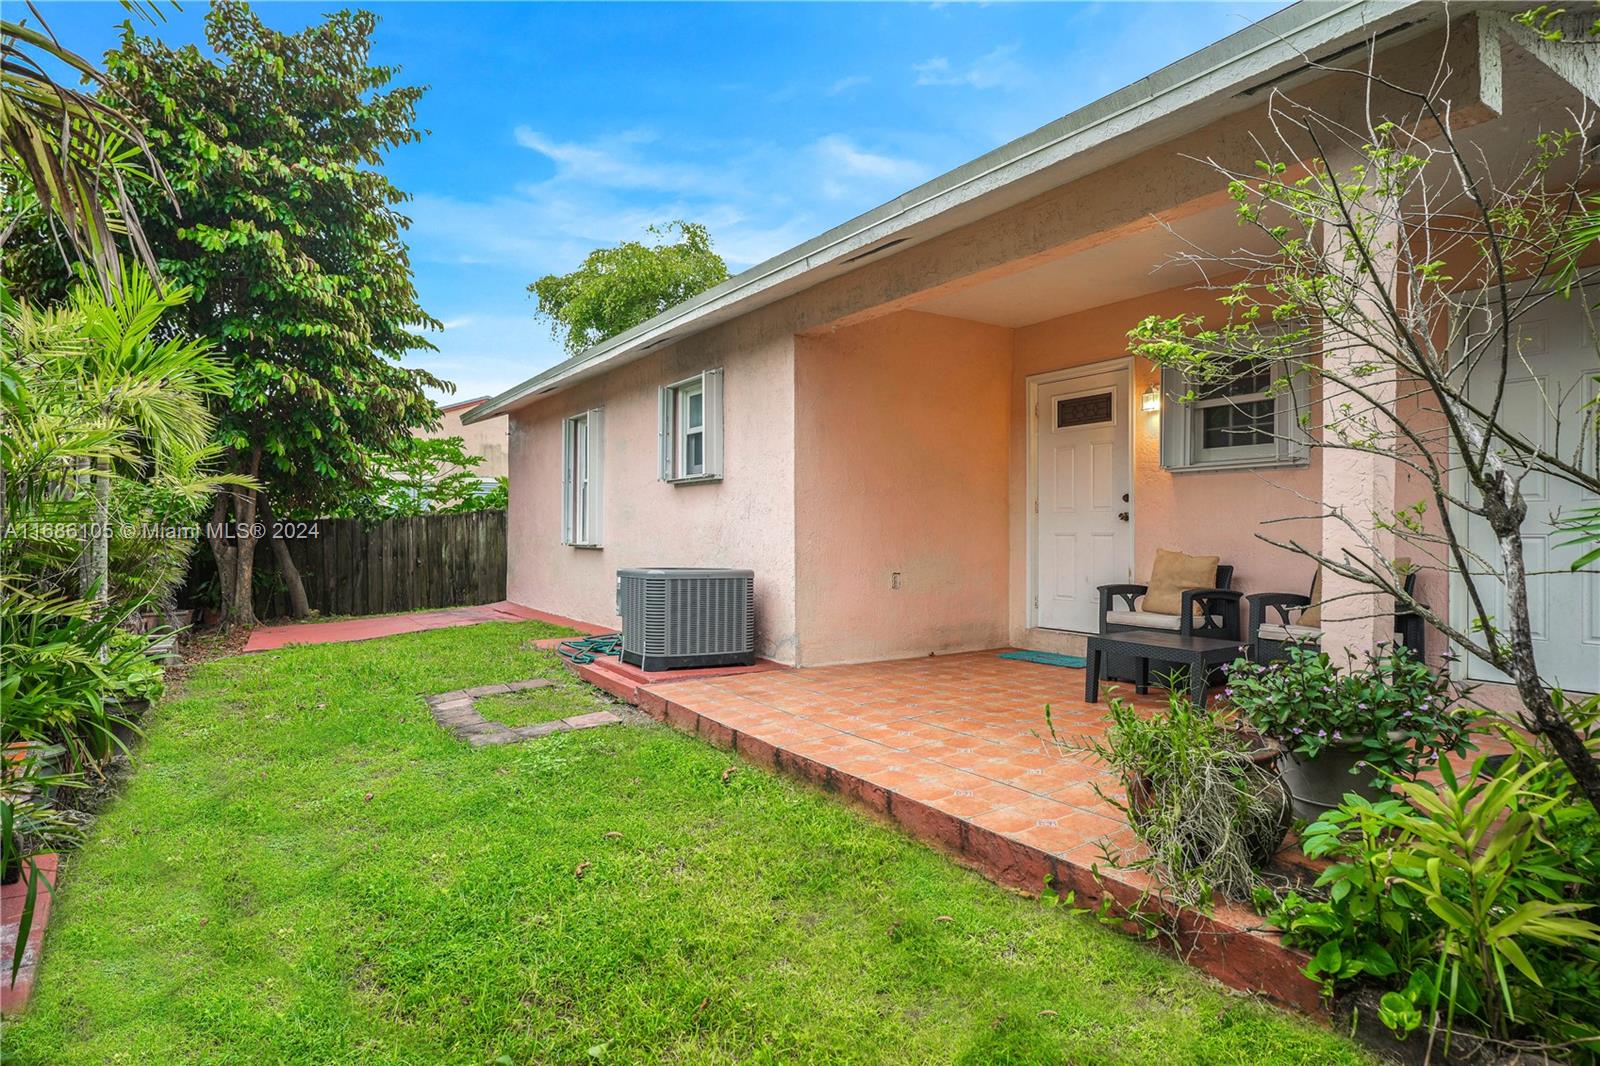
[9,622,1367,1065]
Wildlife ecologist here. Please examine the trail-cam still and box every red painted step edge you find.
[1,853,60,1015]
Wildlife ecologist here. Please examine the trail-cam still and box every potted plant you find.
[1222,643,1476,819]
[1049,692,1292,909]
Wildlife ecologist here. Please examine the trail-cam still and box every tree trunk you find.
[206,492,236,618]
[1487,480,1600,808]
[75,457,95,600]
[225,487,260,629]
[207,446,263,631]
[89,456,110,608]
[258,493,310,619]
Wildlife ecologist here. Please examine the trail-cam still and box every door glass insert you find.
[1056,392,1113,429]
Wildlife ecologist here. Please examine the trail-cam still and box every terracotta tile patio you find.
[564,649,1324,1013]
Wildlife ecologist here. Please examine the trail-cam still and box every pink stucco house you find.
[468,2,1598,700]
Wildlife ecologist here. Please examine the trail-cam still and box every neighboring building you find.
[419,396,509,483]
[467,3,1598,701]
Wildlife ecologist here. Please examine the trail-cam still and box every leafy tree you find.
[2,266,237,612]
[5,2,445,627]
[529,220,729,355]
[63,264,238,609]
[327,436,495,519]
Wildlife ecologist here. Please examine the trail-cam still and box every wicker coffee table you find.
[1084,631,1247,708]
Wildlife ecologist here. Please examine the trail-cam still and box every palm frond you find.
[0,4,175,286]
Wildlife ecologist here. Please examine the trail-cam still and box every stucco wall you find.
[1009,286,1325,647]
[419,402,509,480]
[794,311,1012,665]
[505,315,798,661]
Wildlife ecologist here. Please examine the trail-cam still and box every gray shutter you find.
[586,407,604,545]
[658,386,673,481]
[1274,364,1312,464]
[703,368,724,480]
[560,417,574,544]
[1158,366,1187,470]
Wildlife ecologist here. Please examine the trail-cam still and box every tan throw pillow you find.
[1301,568,1322,627]
[1143,549,1220,616]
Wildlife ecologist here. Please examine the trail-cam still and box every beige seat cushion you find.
[1105,609,1183,632]
[1259,622,1323,643]
[1143,549,1220,616]
[1301,568,1322,627]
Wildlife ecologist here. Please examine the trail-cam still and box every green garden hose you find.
[557,634,623,665]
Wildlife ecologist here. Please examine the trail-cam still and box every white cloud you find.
[512,126,724,194]
[815,135,924,182]
[813,135,930,201]
[913,44,1028,90]
[826,74,870,96]
[402,119,948,396]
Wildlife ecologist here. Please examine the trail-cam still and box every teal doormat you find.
[999,650,1086,669]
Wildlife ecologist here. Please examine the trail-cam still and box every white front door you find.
[1034,367,1133,631]
[1458,296,1599,693]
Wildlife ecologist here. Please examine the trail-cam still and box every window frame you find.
[1190,364,1279,464]
[1159,360,1310,473]
[659,368,723,484]
[561,408,604,547]
[677,377,706,478]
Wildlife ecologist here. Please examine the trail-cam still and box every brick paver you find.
[424,678,620,746]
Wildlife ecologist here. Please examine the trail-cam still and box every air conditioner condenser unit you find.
[616,567,756,671]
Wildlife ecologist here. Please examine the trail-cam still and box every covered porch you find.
[791,193,1332,669]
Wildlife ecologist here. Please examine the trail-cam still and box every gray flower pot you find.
[1277,742,1387,821]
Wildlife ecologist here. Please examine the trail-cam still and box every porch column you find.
[1317,217,1400,667]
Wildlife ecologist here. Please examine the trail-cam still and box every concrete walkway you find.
[243,601,608,652]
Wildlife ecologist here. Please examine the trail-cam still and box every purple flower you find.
[1332,730,1343,741]
[1358,702,1368,709]
[1225,688,1234,696]
[1291,726,1304,734]
[1317,729,1328,738]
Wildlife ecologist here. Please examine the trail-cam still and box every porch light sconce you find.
[1140,385,1161,414]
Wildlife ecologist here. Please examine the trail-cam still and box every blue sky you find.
[36,1,1285,402]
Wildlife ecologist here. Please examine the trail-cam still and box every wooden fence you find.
[254,510,507,618]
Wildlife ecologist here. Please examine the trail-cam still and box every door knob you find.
[1118,511,1130,522]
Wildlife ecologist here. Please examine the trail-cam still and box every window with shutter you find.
[659,368,724,483]
[1159,361,1310,472]
[561,408,604,546]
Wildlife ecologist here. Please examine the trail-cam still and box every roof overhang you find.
[465,0,1454,425]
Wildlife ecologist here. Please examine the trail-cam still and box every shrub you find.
[1263,738,1600,1055]
[1223,643,1476,787]
[1050,693,1290,909]
[105,630,166,705]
